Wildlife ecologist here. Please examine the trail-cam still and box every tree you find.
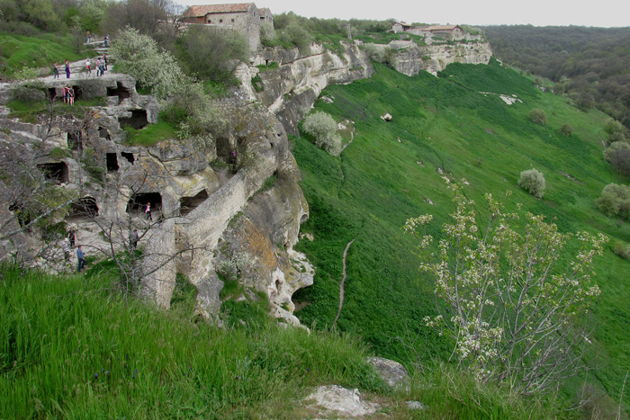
[176,25,249,83]
[102,0,174,37]
[405,181,606,395]
[109,27,188,99]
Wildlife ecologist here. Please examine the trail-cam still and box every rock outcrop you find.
[304,385,380,418]
[1,73,312,325]
[236,43,374,135]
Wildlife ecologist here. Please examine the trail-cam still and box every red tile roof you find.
[183,3,254,17]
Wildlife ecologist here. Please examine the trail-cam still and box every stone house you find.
[179,3,273,51]
[392,23,479,42]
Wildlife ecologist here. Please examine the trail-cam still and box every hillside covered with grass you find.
[292,60,630,413]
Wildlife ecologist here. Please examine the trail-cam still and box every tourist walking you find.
[129,229,139,250]
[52,63,59,79]
[65,60,71,79]
[85,59,91,76]
[76,245,86,272]
[102,53,108,71]
[67,87,75,105]
[95,58,102,76]
[67,228,76,248]
[104,34,110,48]
[144,202,152,221]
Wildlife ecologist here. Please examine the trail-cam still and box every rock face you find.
[236,43,374,135]
[0,73,312,325]
[387,40,493,76]
[305,385,380,418]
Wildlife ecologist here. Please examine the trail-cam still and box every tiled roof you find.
[182,3,254,17]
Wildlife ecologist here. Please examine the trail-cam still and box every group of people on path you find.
[51,54,108,80]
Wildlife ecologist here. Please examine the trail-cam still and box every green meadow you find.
[293,61,630,409]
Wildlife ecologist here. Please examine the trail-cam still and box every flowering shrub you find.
[405,180,606,394]
[110,27,188,99]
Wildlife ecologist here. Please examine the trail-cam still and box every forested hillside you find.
[483,25,630,128]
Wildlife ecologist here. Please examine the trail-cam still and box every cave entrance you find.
[179,190,208,216]
[119,110,148,130]
[71,86,82,101]
[69,196,99,218]
[99,127,111,140]
[126,192,162,219]
[37,162,69,184]
[106,153,119,172]
[216,137,232,161]
[121,152,135,164]
[106,82,131,105]
[67,131,82,151]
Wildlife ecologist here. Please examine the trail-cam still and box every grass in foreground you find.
[0,266,383,418]
[0,266,582,418]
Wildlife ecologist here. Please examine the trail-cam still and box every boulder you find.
[367,356,410,388]
[305,385,379,417]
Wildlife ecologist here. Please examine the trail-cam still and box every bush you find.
[176,25,248,83]
[518,168,546,198]
[528,108,547,125]
[161,83,227,141]
[596,183,630,220]
[302,111,342,156]
[110,27,188,99]
[560,124,573,136]
[613,241,630,260]
[604,119,627,145]
[604,141,630,177]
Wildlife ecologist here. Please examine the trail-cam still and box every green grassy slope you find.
[293,61,630,408]
[0,33,83,78]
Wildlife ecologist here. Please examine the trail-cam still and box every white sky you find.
[175,0,630,27]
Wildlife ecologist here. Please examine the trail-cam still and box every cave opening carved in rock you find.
[37,162,69,184]
[69,196,99,218]
[126,192,162,217]
[119,110,148,130]
[179,190,208,216]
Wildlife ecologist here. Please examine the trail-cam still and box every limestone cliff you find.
[0,74,312,326]
[387,40,493,76]
[236,42,374,135]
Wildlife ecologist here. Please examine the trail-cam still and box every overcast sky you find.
[175,0,630,27]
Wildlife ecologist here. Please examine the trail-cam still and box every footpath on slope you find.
[332,238,355,328]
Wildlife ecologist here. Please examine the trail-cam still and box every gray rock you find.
[367,356,410,388]
[305,385,379,417]
[406,400,425,410]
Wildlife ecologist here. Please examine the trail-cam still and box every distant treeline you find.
[483,25,630,128]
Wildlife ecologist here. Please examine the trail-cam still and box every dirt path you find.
[332,238,355,328]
